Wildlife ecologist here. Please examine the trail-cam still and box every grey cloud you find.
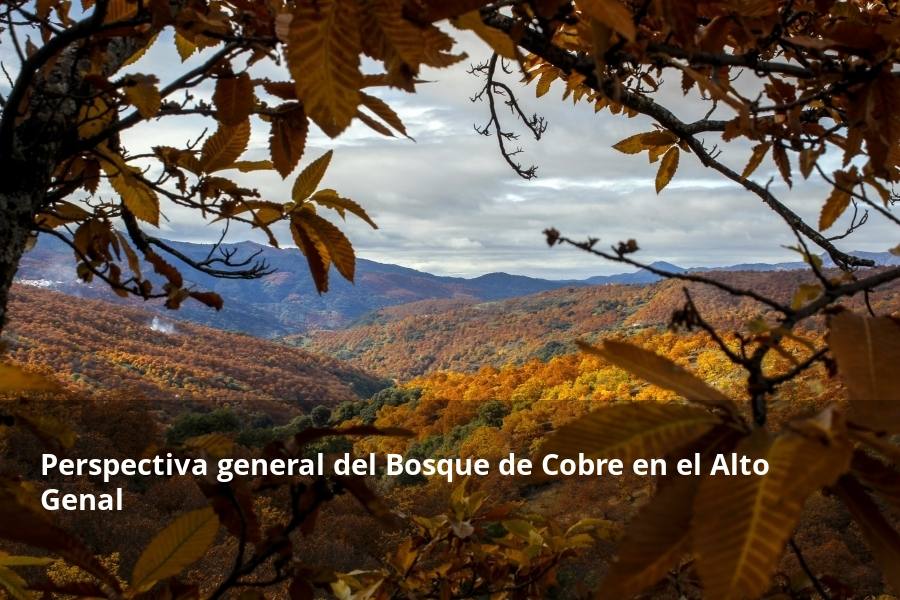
[15,27,898,278]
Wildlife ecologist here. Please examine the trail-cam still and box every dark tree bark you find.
[0,191,42,333]
[0,0,140,335]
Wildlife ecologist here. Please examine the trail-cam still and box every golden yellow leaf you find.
[819,187,851,230]
[311,189,377,229]
[535,70,556,98]
[612,130,677,154]
[451,11,517,59]
[741,142,770,179]
[0,364,59,393]
[578,0,636,41]
[655,146,679,193]
[799,146,821,179]
[120,32,158,68]
[0,553,53,568]
[16,413,76,449]
[100,152,160,226]
[772,143,791,187]
[199,120,251,173]
[229,160,273,172]
[286,0,362,137]
[123,75,161,119]
[220,200,285,227]
[174,32,197,61]
[77,96,114,140]
[292,150,333,201]
[116,231,142,279]
[213,73,255,126]
[35,201,91,229]
[131,507,219,592]
[577,339,736,410]
[291,217,331,293]
[103,0,137,23]
[828,312,900,433]
[183,433,234,458]
[543,402,721,464]
[693,430,852,600]
[0,565,29,600]
[360,92,408,137]
[790,283,822,310]
[296,211,356,281]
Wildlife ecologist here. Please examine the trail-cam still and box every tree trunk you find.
[0,190,42,335]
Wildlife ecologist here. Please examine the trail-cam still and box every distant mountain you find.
[15,236,581,337]
[583,261,687,285]
[15,235,897,338]
[304,269,900,380]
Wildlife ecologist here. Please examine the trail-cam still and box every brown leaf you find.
[543,402,721,464]
[269,103,309,178]
[741,143,770,179]
[655,146,679,193]
[200,120,251,173]
[286,0,363,137]
[189,291,224,311]
[834,475,900,592]
[214,73,255,126]
[360,91,408,137]
[310,189,377,229]
[292,150,333,201]
[693,430,852,600]
[578,0,636,41]
[297,211,356,281]
[451,11,517,58]
[601,475,697,597]
[291,218,330,293]
[772,143,792,187]
[819,187,851,231]
[123,74,162,119]
[131,507,220,592]
[828,312,900,432]
[0,483,122,595]
[850,450,900,514]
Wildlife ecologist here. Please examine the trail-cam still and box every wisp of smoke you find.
[150,316,176,334]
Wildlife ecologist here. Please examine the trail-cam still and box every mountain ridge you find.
[15,235,897,337]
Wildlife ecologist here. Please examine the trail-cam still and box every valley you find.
[3,250,899,599]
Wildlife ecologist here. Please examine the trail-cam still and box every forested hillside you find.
[302,269,900,379]
[3,285,387,420]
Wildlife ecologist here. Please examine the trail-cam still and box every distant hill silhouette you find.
[15,235,898,337]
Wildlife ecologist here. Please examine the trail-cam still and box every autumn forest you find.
[1,0,900,599]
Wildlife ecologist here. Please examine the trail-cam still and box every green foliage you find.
[332,386,422,425]
[166,409,241,446]
[311,405,332,428]
[476,400,509,428]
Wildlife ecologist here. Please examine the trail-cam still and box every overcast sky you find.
[3,28,896,278]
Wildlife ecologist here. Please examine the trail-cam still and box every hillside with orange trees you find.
[301,269,900,380]
[323,324,886,596]
[3,285,388,420]
[2,273,899,598]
